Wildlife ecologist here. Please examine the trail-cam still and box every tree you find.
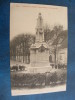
[52,25,64,68]
[44,24,51,42]
[44,24,66,67]
[10,33,35,63]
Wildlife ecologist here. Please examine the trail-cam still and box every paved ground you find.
[10,60,67,73]
[11,84,66,96]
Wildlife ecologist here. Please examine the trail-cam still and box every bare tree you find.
[44,24,67,68]
[52,25,64,68]
[10,33,35,63]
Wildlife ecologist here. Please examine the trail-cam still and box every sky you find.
[10,3,68,40]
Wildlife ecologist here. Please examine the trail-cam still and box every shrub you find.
[59,72,67,82]
[19,65,25,71]
[11,66,18,71]
[50,72,58,83]
[11,71,67,88]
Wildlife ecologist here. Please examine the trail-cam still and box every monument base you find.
[27,66,52,73]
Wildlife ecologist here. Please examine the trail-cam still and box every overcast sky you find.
[10,3,68,40]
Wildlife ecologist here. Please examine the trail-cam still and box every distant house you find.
[48,37,67,66]
[58,38,67,65]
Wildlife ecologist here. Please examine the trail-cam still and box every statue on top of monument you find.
[37,13,43,29]
[36,13,44,42]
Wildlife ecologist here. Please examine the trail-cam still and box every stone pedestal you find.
[27,66,52,73]
[29,42,52,73]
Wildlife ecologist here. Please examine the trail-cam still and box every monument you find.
[29,13,51,73]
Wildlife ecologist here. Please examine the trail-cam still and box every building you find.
[58,38,67,65]
[49,37,67,68]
